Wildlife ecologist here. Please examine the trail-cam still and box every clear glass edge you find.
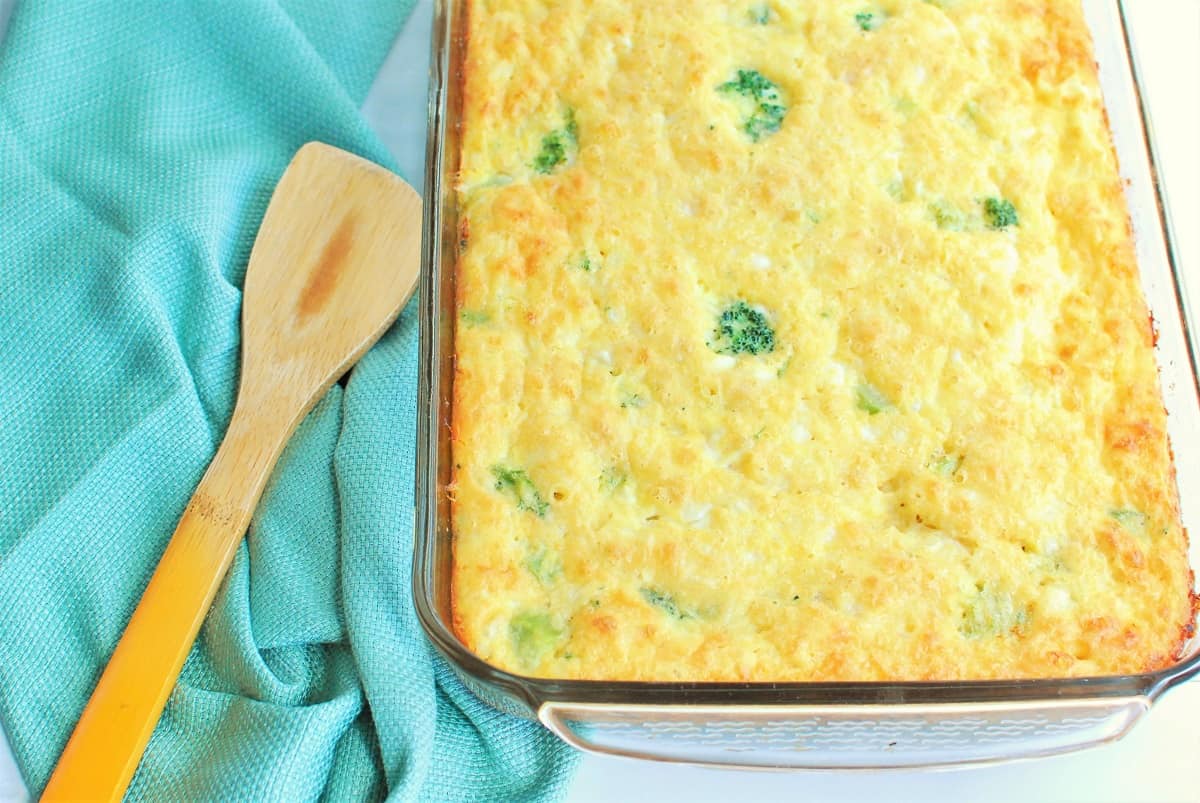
[535,696,1151,770]
[1114,2,1200,399]
[412,0,1200,720]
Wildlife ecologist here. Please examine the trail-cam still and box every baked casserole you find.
[448,0,1196,681]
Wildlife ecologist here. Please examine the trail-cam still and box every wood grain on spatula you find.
[42,142,422,802]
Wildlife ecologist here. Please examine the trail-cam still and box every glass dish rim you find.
[412,0,1200,716]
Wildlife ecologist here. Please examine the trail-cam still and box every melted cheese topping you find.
[450,0,1195,681]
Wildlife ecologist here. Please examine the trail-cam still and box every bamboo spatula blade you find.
[42,142,422,802]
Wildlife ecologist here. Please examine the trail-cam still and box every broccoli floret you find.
[962,99,982,124]
[718,69,788,142]
[640,587,691,620]
[533,135,567,174]
[929,199,967,231]
[983,197,1018,229]
[509,611,562,666]
[599,465,626,492]
[532,110,578,174]
[564,252,596,272]
[855,10,883,30]
[491,465,549,517]
[749,3,771,24]
[709,301,776,356]
[855,382,892,414]
[930,452,963,476]
[619,392,646,409]
[1110,508,1148,536]
[524,547,561,585]
[459,309,489,326]
[960,588,1029,639]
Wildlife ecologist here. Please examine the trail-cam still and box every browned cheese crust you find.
[448,0,1196,681]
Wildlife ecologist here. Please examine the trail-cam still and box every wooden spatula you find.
[41,142,422,802]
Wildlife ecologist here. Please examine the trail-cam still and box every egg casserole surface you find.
[449,0,1196,681]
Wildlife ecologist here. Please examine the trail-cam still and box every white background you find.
[2,1,1198,801]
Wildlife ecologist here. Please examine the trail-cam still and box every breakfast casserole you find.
[448,0,1196,681]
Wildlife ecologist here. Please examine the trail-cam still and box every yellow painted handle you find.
[42,410,283,802]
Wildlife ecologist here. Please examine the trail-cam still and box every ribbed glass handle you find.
[539,698,1150,769]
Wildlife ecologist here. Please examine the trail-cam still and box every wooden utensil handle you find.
[41,409,284,802]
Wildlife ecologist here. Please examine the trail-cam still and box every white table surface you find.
[2,1,1197,801]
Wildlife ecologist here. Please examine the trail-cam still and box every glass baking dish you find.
[413,0,1200,769]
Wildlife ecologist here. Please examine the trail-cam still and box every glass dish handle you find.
[539,698,1150,769]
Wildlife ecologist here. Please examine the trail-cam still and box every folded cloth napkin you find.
[0,1,578,799]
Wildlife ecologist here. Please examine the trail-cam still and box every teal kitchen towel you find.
[0,1,578,799]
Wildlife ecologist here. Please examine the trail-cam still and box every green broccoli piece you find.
[565,251,595,272]
[640,587,691,620]
[929,199,966,231]
[599,465,627,492]
[931,452,963,476]
[983,197,1018,229]
[855,382,892,414]
[524,547,561,585]
[532,110,578,174]
[709,301,776,356]
[962,100,982,123]
[960,588,1028,639]
[533,135,567,174]
[1110,508,1148,536]
[619,392,646,409]
[855,10,883,31]
[718,69,788,142]
[749,3,771,24]
[491,465,549,517]
[459,309,490,326]
[510,611,562,666]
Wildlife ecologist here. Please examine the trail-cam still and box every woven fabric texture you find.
[0,1,578,799]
